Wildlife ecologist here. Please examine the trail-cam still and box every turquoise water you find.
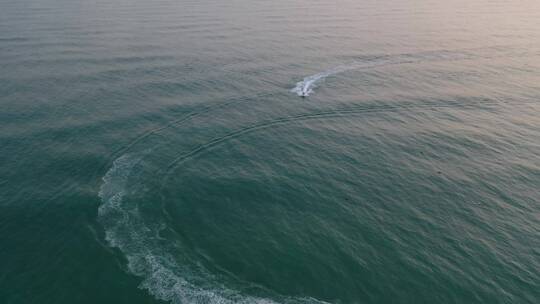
[1,0,540,303]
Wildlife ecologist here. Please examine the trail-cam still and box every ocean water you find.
[1,0,540,303]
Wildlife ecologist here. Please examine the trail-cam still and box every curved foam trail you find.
[98,154,329,304]
[291,58,403,97]
[98,155,264,303]
[291,65,354,97]
[291,50,471,96]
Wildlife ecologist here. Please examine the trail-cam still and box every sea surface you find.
[1,0,540,303]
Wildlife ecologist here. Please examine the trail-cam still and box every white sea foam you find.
[291,66,346,97]
[291,50,471,97]
[290,58,402,97]
[98,50,472,302]
[98,154,328,304]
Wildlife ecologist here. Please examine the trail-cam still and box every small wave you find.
[160,98,494,184]
[101,92,277,174]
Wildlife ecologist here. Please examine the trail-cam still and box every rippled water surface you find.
[1,1,540,303]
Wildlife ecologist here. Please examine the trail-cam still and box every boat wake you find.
[291,65,353,97]
[291,50,470,97]
[97,47,503,303]
[290,57,411,97]
[98,154,329,304]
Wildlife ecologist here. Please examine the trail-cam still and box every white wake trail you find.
[291,50,470,97]
[291,58,409,97]
[98,154,330,304]
[291,66,349,97]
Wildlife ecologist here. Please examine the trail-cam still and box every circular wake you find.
[97,46,524,303]
[98,154,329,304]
[97,95,497,304]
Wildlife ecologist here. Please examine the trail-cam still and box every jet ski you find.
[300,87,308,98]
